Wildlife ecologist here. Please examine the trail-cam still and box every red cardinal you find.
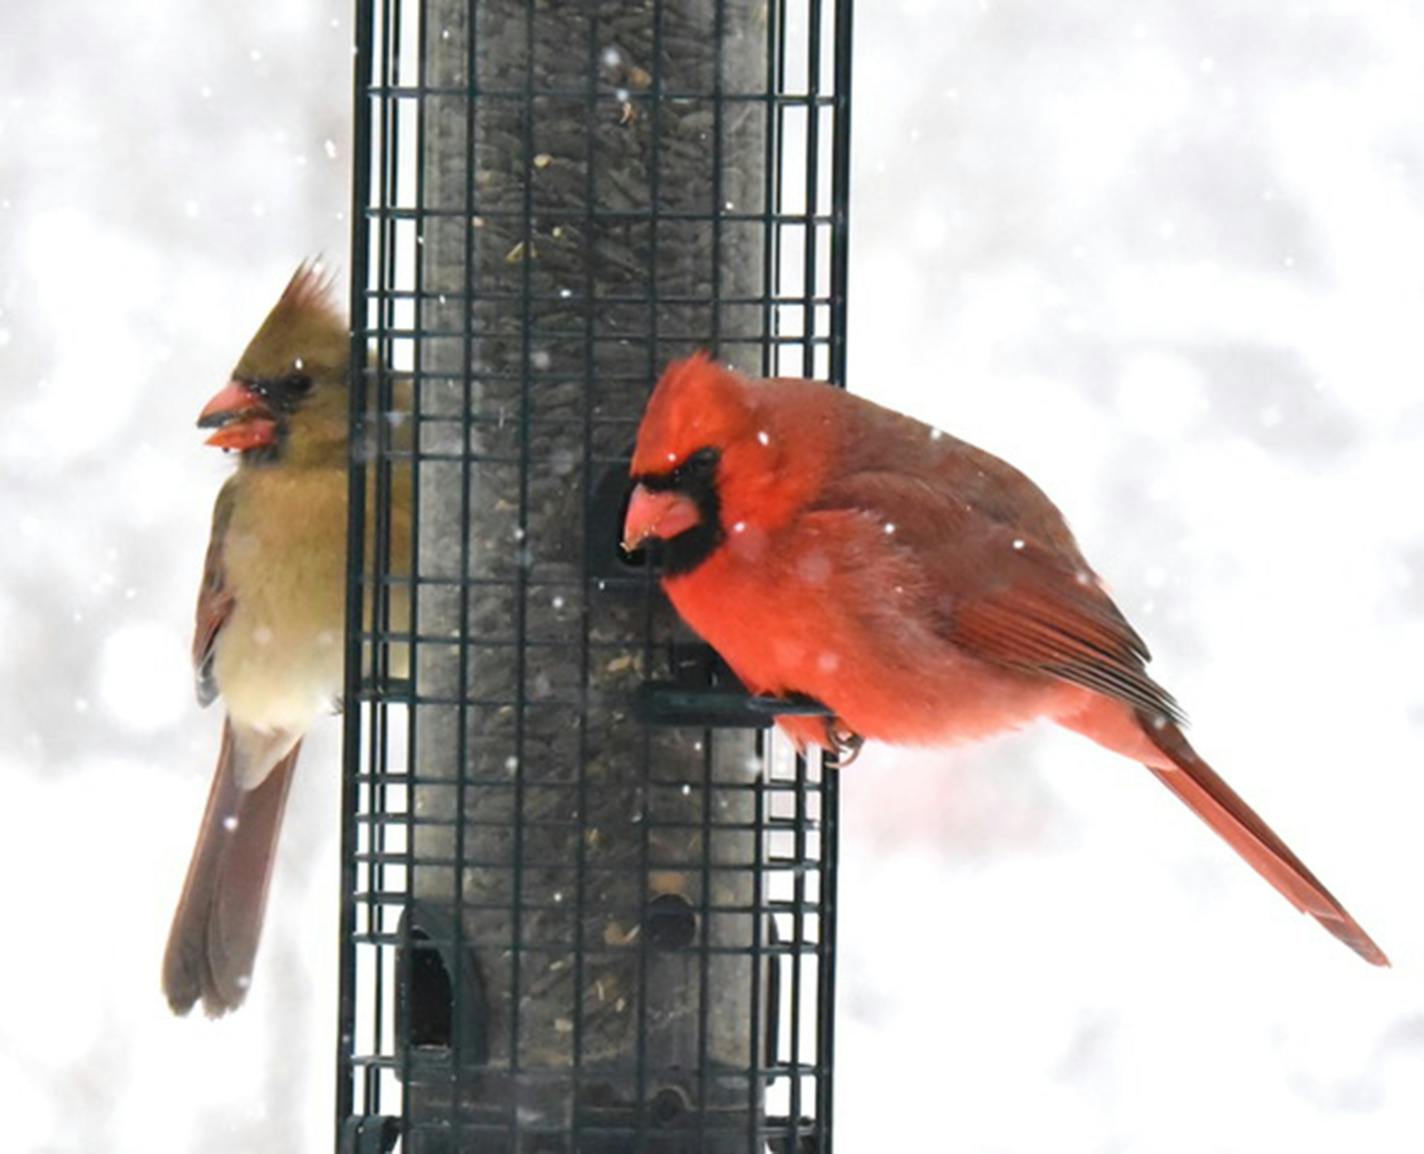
[623,352,1387,966]
[163,264,409,1016]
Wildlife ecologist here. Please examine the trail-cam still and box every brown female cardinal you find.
[623,353,1387,966]
[163,264,408,1016]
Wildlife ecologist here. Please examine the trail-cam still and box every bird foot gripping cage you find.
[341,1,852,1150]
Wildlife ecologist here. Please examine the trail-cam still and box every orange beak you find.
[622,484,702,553]
[198,380,277,451]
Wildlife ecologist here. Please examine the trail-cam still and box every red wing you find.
[813,469,1181,722]
[194,482,237,707]
[951,579,1182,722]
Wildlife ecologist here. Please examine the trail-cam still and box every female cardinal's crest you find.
[278,260,339,321]
[232,260,348,386]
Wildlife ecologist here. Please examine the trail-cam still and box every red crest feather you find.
[631,351,755,476]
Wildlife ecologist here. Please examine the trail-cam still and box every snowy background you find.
[3,1,1422,1152]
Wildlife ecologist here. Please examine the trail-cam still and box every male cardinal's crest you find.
[625,353,1388,967]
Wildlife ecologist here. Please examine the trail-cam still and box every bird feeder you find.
[340,1,853,1150]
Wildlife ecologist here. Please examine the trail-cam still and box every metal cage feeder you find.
[340,1,853,1150]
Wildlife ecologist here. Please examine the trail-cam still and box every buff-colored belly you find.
[214,468,349,734]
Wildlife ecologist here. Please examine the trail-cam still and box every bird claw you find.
[825,720,864,766]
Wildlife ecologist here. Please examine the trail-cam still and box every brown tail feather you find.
[1139,714,1388,967]
[163,720,301,1016]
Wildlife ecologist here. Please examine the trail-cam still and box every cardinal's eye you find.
[675,447,720,485]
[282,372,314,396]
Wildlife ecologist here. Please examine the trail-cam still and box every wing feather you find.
[193,480,237,707]
[811,466,1181,721]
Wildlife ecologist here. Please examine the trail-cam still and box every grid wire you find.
[340,2,853,1151]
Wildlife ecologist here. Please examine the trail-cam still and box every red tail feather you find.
[1139,716,1388,966]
